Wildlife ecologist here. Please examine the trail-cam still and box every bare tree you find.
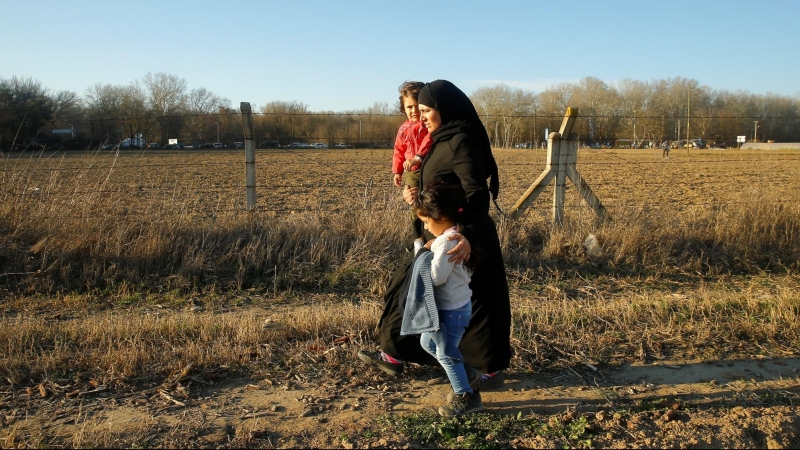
[185,87,229,144]
[119,82,154,146]
[471,84,537,148]
[143,72,188,143]
[51,90,83,124]
[573,77,615,141]
[258,101,310,145]
[0,77,53,149]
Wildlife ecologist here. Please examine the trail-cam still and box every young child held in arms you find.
[413,181,483,417]
[393,81,431,239]
[392,81,431,190]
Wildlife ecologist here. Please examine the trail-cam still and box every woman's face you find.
[419,104,442,133]
[403,96,420,122]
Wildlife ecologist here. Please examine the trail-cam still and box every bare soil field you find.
[1,148,799,448]
[5,147,798,215]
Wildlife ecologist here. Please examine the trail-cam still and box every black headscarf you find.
[418,80,499,200]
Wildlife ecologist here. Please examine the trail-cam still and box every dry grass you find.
[0,295,383,384]
[1,148,799,387]
[1,276,798,389]
[1,148,798,295]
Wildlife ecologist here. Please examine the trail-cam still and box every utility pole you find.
[216,122,220,143]
[686,87,691,155]
[754,120,759,143]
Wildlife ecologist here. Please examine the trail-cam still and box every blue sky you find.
[2,0,798,111]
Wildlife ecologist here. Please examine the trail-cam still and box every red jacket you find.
[392,120,430,174]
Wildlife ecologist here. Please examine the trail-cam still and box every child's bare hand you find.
[403,159,416,172]
[393,173,402,187]
[424,239,434,250]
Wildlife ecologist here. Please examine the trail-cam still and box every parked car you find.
[198,143,214,149]
[162,143,194,150]
[689,139,706,149]
[614,139,633,149]
[289,142,313,148]
[334,143,352,148]
[233,142,245,149]
[312,143,328,149]
[213,143,224,149]
[710,141,728,149]
[260,140,280,148]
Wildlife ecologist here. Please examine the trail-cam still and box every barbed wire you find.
[0,174,787,197]
[4,110,800,124]
[13,198,797,220]
[3,156,799,173]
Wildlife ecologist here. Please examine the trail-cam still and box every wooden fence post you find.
[508,107,606,224]
[241,102,256,211]
[553,132,567,225]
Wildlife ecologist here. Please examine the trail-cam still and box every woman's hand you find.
[446,233,471,264]
[403,156,421,172]
[393,173,402,188]
[402,185,418,205]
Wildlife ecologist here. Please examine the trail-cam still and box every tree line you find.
[2,74,798,151]
[472,77,800,148]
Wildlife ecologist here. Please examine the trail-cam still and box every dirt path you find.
[4,357,799,448]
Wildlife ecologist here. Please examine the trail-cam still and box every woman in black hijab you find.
[359,80,511,381]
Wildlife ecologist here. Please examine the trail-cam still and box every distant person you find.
[392,81,432,238]
[662,140,670,159]
[403,180,483,417]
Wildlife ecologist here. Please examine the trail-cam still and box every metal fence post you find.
[241,102,256,211]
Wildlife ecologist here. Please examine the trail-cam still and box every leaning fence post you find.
[241,102,256,211]
[509,107,606,225]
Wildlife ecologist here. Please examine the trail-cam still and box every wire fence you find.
[4,108,800,152]
[3,143,799,222]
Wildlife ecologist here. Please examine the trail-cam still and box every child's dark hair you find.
[414,181,479,270]
[398,81,425,114]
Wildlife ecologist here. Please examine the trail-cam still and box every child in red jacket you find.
[392,81,431,189]
[393,81,431,239]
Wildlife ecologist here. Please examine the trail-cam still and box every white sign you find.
[168,139,178,145]
[737,135,746,143]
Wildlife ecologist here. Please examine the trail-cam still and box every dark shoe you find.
[439,391,484,417]
[448,366,482,402]
[358,350,403,376]
[479,371,506,391]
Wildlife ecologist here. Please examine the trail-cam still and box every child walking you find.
[411,181,483,417]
